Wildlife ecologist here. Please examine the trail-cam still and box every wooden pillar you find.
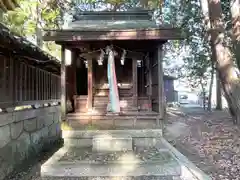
[61,45,66,121]
[87,58,93,112]
[72,50,77,96]
[147,55,152,111]
[132,58,138,108]
[157,44,165,120]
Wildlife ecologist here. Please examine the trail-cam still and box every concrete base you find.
[92,134,132,152]
[42,128,211,180]
[63,129,163,148]
[41,146,180,179]
[41,137,212,180]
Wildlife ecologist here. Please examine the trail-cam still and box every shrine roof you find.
[67,9,161,31]
[43,10,184,42]
[66,19,162,31]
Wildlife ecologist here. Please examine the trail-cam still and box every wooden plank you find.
[14,60,19,102]
[48,72,50,99]
[141,61,144,96]
[19,63,23,101]
[0,56,6,103]
[87,58,93,112]
[27,65,31,101]
[132,58,138,108]
[61,46,67,120]
[32,67,35,100]
[157,44,165,120]
[43,71,46,100]
[36,68,39,100]
[40,69,43,100]
[49,73,52,99]
[43,28,183,41]
[9,56,14,104]
[24,64,27,101]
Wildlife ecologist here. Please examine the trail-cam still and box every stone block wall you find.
[0,105,62,180]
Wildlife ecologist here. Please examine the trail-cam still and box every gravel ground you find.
[165,109,240,180]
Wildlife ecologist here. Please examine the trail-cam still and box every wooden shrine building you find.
[43,10,182,129]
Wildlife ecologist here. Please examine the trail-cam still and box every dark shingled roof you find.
[0,23,60,73]
[64,10,172,31]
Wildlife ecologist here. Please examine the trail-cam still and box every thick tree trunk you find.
[200,82,206,110]
[208,0,240,124]
[199,0,215,111]
[231,0,240,69]
[207,60,214,111]
[216,70,222,110]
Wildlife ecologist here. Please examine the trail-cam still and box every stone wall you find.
[0,105,62,180]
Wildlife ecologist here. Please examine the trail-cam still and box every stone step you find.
[67,111,159,117]
[92,134,132,152]
[63,130,163,139]
[92,107,138,113]
[42,176,180,180]
[41,146,181,179]
[64,119,159,130]
[63,130,163,148]
[64,137,166,149]
[41,163,180,178]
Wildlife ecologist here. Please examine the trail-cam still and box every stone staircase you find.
[41,129,182,180]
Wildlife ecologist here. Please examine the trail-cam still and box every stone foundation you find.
[0,105,62,180]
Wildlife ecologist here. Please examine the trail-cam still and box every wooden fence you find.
[0,54,61,109]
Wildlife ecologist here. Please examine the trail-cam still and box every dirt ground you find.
[165,108,240,180]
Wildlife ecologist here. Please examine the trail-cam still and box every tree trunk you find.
[216,70,222,110]
[231,0,240,70]
[36,0,43,47]
[200,82,206,110]
[199,0,214,111]
[207,60,214,111]
[208,0,240,124]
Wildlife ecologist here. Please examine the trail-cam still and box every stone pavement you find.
[165,108,240,180]
[41,130,182,179]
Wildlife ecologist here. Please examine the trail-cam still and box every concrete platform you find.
[41,127,211,180]
[41,146,180,178]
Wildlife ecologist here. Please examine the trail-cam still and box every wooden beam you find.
[132,58,138,108]
[87,58,93,112]
[43,28,183,41]
[61,45,66,121]
[157,44,165,120]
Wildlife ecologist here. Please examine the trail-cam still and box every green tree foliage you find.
[0,0,73,59]
[165,0,211,91]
